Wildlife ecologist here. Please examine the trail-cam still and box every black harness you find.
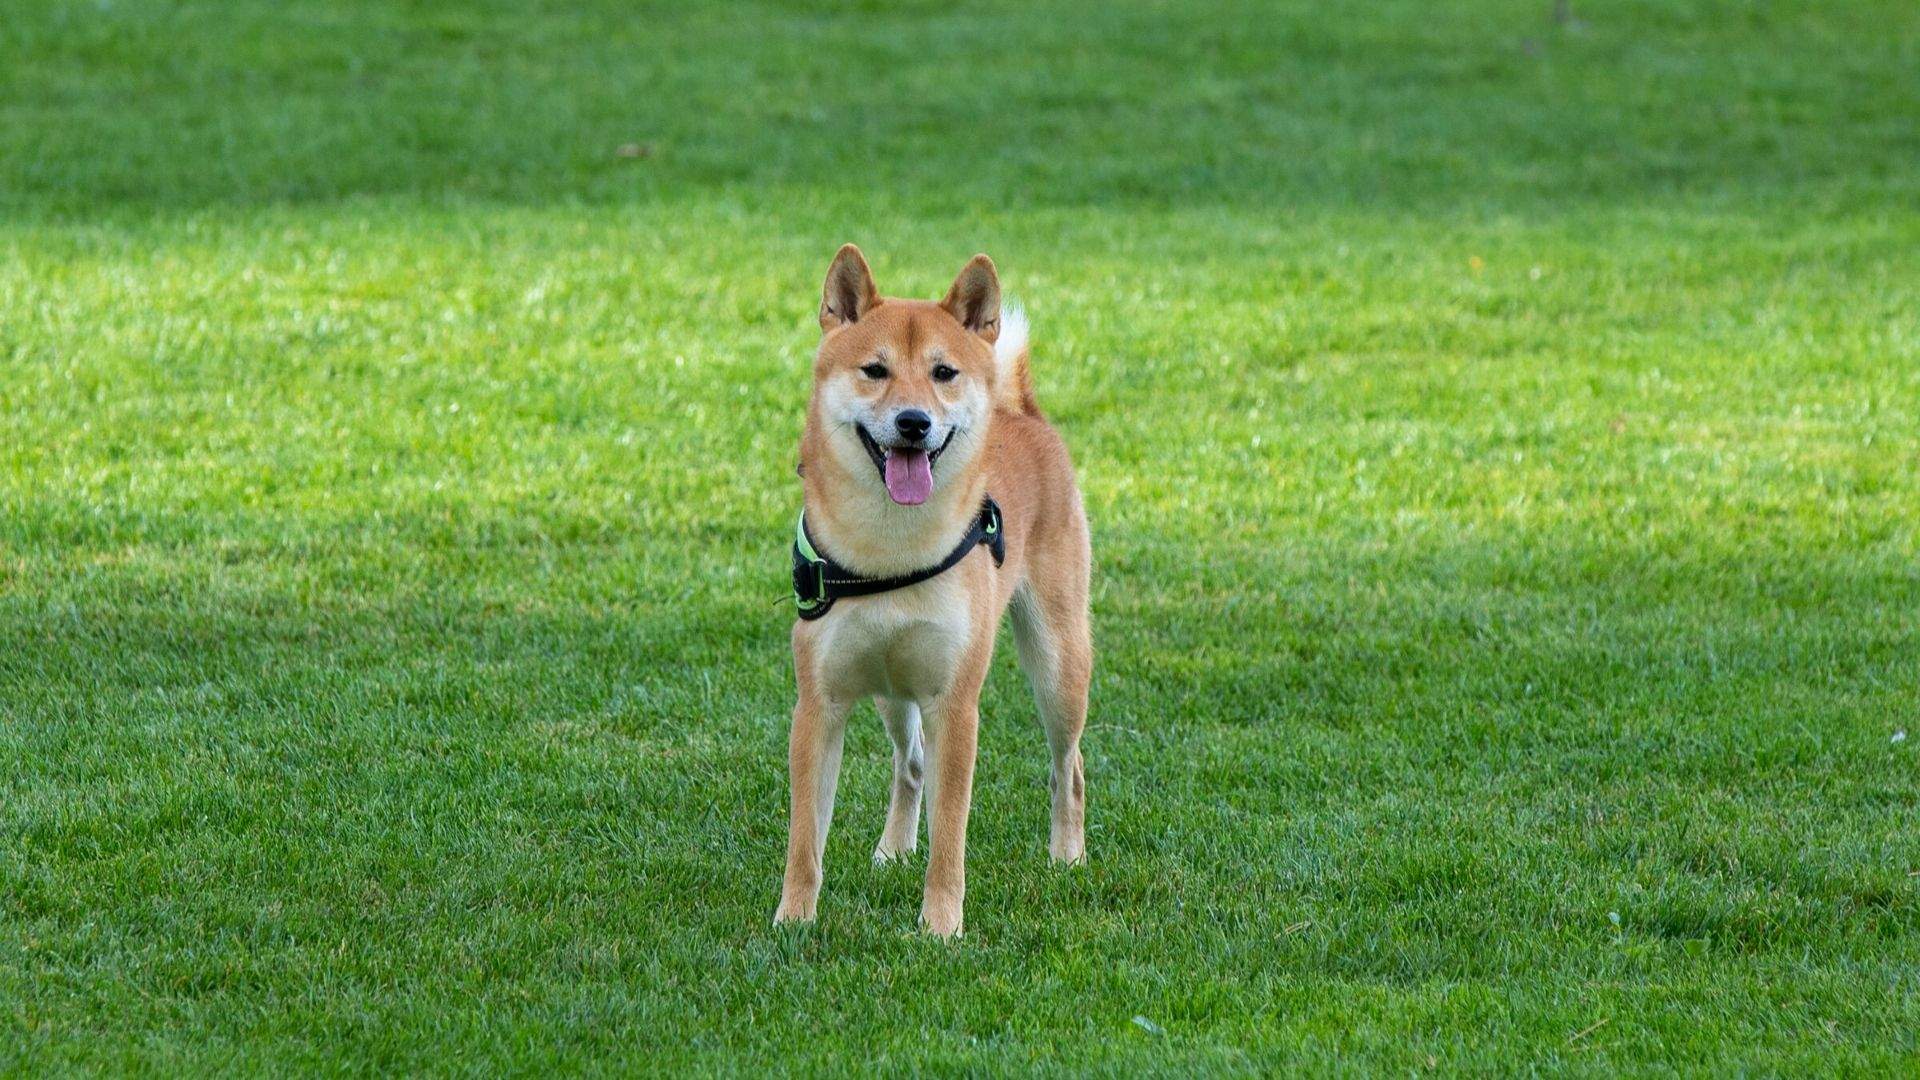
[792,498,1005,621]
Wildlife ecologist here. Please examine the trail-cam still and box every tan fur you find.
[774,245,1092,937]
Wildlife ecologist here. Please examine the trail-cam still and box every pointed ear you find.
[820,244,879,331]
[940,254,1001,343]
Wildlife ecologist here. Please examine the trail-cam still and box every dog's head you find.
[806,245,1004,507]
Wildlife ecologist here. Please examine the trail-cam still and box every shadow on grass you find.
[3,0,1916,217]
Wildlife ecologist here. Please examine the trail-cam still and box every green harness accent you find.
[791,498,1005,620]
[793,509,829,609]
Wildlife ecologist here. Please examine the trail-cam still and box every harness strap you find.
[793,498,1005,621]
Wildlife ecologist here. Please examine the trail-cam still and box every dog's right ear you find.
[820,244,879,332]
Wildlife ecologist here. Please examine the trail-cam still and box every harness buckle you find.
[793,555,827,610]
[982,499,1006,565]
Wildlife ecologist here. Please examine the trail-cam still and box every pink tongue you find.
[883,448,934,505]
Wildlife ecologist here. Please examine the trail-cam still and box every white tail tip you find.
[995,302,1028,378]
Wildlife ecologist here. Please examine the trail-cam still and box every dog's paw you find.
[919,896,964,938]
[772,898,817,926]
[872,842,917,865]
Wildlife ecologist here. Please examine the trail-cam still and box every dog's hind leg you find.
[872,696,924,862]
[1010,573,1091,864]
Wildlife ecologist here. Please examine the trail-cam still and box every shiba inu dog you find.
[775,245,1092,937]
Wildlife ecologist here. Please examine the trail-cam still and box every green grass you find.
[3,0,1918,1072]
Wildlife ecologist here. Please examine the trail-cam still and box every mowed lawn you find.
[3,0,1917,1072]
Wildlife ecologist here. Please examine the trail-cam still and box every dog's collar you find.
[792,497,1005,621]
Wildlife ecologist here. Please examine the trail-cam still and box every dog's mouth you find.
[856,425,955,506]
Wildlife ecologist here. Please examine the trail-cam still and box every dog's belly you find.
[811,582,973,704]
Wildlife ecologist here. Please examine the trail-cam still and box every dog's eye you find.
[931,364,958,383]
[860,363,889,379]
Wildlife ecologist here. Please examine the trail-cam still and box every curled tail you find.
[994,302,1039,415]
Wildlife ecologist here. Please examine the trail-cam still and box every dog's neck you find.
[800,439,987,578]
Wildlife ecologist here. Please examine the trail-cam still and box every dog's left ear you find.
[940,254,1001,344]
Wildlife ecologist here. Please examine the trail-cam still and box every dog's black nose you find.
[894,409,932,443]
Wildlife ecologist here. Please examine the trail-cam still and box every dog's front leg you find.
[919,686,982,937]
[775,684,849,925]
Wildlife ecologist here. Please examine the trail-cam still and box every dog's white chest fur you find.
[809,574,973,704]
